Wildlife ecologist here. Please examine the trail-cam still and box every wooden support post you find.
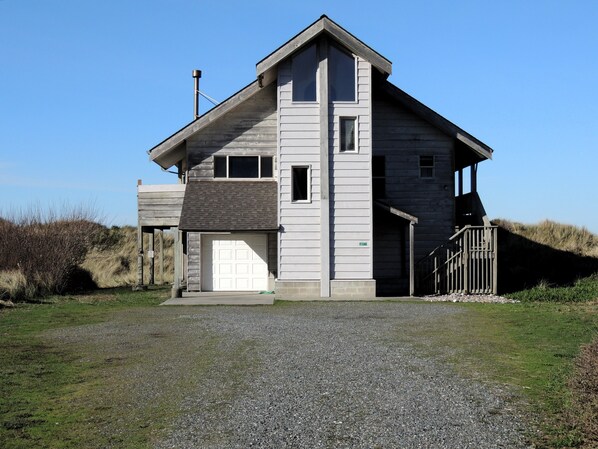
[134,225,146,291]
[172,226,182,298]
[458,169,463,196]
[463,229,470,294]
[409,221,415,297]
[492,227,498,294]
[159,229,164,285]
[471,164,478,194]
[148,229,155,285]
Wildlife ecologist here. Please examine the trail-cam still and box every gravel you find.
[48,302,530,448]
[422,294,519,304]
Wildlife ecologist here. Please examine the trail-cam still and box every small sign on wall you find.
[147,250,155,258]
[359,242,368,247]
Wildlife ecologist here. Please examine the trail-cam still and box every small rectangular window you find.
[372,155,386,199]
[420,155,434,178]
[260,156,273,178]
[292,45,317,102]
[214,156,227,177]
[291,166,309,202]
[340,117,357,152]
[229,156,258,178]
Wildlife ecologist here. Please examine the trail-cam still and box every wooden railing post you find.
[463,229,469,294]
[492,227,498,294]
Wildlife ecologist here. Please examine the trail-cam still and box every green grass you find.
[508,274,598,303]
[398,301,598,447]
[0,287,170,449]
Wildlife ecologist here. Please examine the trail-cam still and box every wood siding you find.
[187,82,278,180]
[137,184,185,227]
[329,57,372,279]
[372,94,455,262]
[278,58,321,280]
[187,231,201,291]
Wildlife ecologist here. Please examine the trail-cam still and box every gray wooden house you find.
[138,16,497,298]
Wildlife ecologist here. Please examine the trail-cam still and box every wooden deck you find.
[137,183,185,228]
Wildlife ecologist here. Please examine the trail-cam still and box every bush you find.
[0,205,103,301]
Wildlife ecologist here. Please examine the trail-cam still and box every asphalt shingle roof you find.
[179,181,278,232]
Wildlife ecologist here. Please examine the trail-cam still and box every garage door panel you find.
[202,234,268,291]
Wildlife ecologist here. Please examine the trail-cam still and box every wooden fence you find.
[416,226,498,295]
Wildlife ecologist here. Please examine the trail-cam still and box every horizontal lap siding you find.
[138,189,185,227]
[372,95,454,262]
[278,59,320,280]
[187,83,278,179]
[187,232,200,291]
[329,58,372,279]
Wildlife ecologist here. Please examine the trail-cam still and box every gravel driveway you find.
[49,302,529,448]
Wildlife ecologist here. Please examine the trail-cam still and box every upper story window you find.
[214,156,274,179]
[291,165,310,202]
[329,45,356,102]
[340,117,357,152]
[419,155,435,178]
[292,45,317,102]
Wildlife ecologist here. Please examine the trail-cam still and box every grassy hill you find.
[82,226,174,288]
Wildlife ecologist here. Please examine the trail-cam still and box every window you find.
[329,45,356,101]
[291,166,310,202]
[213,156,274,178]
[419,155,434,178]
[292,45,317,102]
[340,117,357,152]
[372,155,386,199]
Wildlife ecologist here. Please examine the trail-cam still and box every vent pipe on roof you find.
[192,69,202,119]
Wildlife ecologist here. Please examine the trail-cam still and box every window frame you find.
[372,155,386,199]
[291,44,318,103]
[339,116,358,153]
[419,155,435,179]
[291,165,311,203]
[213,155,274,179]
[328,45,358,103]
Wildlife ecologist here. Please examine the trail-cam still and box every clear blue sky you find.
[1,0,597,232]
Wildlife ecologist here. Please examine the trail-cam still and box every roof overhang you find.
[148,81,262,169]
[374,200,418,224]
[378,78,493,166]
[179,180,278,232]
[256,15,392,83]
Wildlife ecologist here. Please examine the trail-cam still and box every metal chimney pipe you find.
[192,69,202,119]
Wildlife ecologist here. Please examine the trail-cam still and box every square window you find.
[292,45,317,102]
[340,117,357,152]
[420,155,434,178]
[291,166,310,202]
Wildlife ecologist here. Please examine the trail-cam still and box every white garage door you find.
[201,234,268,291]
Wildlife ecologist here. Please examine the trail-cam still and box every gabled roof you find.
[179,181,278,232]
[256,15,392,80]
[149,81,261,169]
[378,79,493,161]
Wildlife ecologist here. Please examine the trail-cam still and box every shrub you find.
[0,270,36,302]
[0,205,103,300]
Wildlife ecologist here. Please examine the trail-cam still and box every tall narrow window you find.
[372,155,386,199]
[260,156,273,178]
[292,45,317,102]
[419,155,435,178]
[214,156,227,177]
[329,45,356,101]
[340,117,357,152]
[291,166,310,202]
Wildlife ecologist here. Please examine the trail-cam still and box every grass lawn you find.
[1,287,597,448]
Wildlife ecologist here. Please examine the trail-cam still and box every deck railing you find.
[415,226,498,295]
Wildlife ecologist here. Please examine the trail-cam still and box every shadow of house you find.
[497,226,598,293]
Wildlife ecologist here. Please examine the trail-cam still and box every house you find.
[137,15,497,299]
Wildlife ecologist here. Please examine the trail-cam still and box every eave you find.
[148,80,262,169]
[256,15,392,82]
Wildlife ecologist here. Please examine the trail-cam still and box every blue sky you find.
[1,0,597,232]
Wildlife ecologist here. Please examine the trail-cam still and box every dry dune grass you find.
[494,219,598,258]
[82,226,174,288]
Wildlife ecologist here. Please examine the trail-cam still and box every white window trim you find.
[213,155,275,180]
[339,116,358,153]
[291,164,311,203]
